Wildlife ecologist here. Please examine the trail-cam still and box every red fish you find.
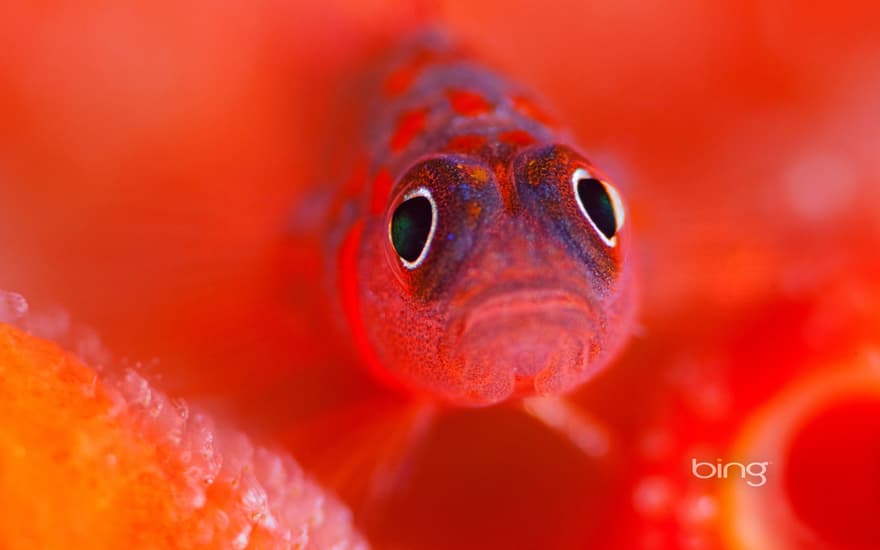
[294,30,635,410]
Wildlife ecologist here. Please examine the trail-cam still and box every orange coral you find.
[0,323,365,550]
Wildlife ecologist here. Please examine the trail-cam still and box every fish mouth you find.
[446,284,601,405]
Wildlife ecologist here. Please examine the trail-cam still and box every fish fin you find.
[521,396,613,459]
[283,395,437,516]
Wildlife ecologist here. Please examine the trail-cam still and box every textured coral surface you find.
[0,322,365,550]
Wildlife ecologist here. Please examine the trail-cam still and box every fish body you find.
[307,30,635,406]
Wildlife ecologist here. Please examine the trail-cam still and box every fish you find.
[294,29,636,410]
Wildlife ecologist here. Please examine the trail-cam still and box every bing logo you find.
[691,458,769,487]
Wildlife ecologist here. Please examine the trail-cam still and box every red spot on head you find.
[511,95,556,127]
[390,108,428,152]
[446,134,487,154]
[383,45,471,97]
[499,130,535,147]
[328,158,368,220]
[384,51,433,96]
[370,169,394,215]
[446,89,493,116]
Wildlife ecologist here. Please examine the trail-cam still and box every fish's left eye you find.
[572,167,625,246]
[389,187,438,269]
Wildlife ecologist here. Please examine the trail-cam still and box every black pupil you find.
[576,178,617,240]
[391,196,433,263]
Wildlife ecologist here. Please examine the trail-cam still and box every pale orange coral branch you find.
[0,320,367,550]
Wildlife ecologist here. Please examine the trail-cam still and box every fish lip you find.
[442,282,599,403]
[461,288,593,336]
[449,280,596,332]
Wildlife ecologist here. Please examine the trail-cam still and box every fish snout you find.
[446,288,602,405]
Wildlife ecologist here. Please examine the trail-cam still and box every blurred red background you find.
[2,1,879,548]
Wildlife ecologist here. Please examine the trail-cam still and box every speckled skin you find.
[320,30,635,406]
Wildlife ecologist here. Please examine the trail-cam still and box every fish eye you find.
[572,167,625,247]
[389,187,437,269]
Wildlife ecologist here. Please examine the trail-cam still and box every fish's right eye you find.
[389,187,437,269]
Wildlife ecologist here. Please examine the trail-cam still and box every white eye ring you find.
[388,186,438,270]
[571,167,626,247]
